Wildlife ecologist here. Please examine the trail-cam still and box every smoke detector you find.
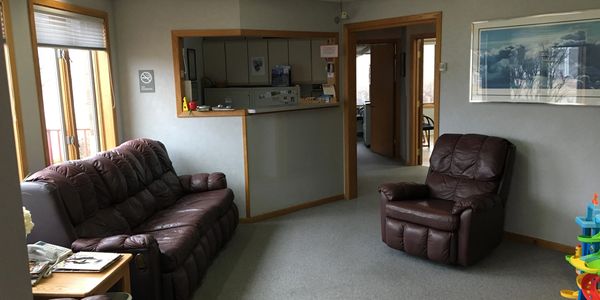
[334,1,349,24]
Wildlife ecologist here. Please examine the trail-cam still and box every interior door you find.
[369,43,395,158]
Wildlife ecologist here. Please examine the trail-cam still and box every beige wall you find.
[346,0,600,245]
[239,0,338,31]
[112,0,341,215]
[0,23,33,300]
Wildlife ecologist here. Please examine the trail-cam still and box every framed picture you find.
[250,56,265,76]
[185,48,197,81]
[470,9,600,105]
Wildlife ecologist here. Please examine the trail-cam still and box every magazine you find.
[28,241,73,286]
[29,260,51,286]
[54,251,122,272]
[28,241,72,263]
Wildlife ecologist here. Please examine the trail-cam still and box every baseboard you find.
[240,194,345,223]
[504,231,573,254]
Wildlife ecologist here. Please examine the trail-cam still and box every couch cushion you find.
[133,189,234,234]
[142,226,199,272]
[385,199,458,231]
[175,189,235,217]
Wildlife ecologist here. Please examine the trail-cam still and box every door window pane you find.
[69,49,99,158]
[422,40,436,104]
[38,47,66,164]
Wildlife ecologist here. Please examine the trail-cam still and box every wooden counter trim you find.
[242,115,251,218]
[177,109,247,118]
[239,194,345,223]
[247,103,339,115]
[176,104,338,118]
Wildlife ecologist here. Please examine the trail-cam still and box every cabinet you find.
[202,40,226,84]
[311,39,328,83]
[202,38,331,86]
[288,39,312,83]
[247,39,269,85]
[225,40,249,85]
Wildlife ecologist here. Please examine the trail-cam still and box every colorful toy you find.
[182,97,189,112]
[562,194,600,300]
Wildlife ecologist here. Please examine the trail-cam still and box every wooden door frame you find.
[410,33,437,165]
[343,12,442,199]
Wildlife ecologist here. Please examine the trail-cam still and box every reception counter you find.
[177,103,344,221]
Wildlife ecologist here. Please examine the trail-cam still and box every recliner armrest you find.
[179,172,227,193]
[452,194,502,214]
[378,182,429,201]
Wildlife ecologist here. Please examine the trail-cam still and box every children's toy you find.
[562,193,600,300]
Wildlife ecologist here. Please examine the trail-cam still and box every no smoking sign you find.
[139,70,155,93]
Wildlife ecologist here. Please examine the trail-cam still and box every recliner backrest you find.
[25,138,184,239]
[426,134,514,202]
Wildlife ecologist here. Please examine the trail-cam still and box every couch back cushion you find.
[426,134,511,201]
[26,138,184,238]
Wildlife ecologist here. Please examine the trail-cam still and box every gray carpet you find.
[193,142,574,299]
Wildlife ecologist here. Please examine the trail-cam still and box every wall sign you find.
[139,70,155,93]
[320,45,338,58]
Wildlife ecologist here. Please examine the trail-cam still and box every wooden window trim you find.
[2,0,28,178]
[28,0,117,165]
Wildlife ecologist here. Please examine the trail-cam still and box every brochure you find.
[54,251,122,272]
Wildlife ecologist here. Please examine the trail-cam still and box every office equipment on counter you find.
[204,86,300,109]
[271,65,291,87]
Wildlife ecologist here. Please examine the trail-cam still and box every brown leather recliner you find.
[379,133,515,266]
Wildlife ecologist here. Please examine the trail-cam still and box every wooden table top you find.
[32,253,132,298]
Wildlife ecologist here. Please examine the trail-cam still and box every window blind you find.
[34,5,106,50]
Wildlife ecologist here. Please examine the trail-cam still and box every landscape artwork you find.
[470,10,600,105]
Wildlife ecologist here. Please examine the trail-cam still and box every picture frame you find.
[185,48,197,81]
[470,9,600,105]
[250,56,265,76]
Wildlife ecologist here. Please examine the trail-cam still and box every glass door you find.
[38,47,103,163]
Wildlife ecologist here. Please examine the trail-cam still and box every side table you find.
[32,253,132,300]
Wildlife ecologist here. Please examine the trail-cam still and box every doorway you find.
[356,42,398,159]
[344,12,442,199]
[413,37,437,166]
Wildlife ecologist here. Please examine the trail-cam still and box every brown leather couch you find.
[379,134,515,266]
[22,138,238,300]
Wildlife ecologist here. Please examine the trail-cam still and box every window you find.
[422,39,436,104]
[31,1,116,164]
[1,0,28,178]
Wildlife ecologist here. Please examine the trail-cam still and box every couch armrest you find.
[71,234,158,252]
[179,172,227,193]
[378,182,429,201]
[71,234,162,300]
[452,194,502,214]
